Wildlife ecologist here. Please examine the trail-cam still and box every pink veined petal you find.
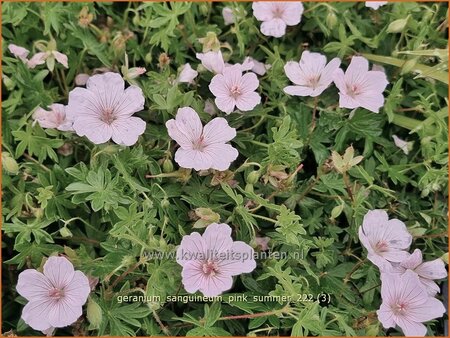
[66,87,99,120]
[86,72,124,93]
[33,107,60,129]
[344,56,370,88]
[360,70,389,93]
[21,300,54,331]
[358,227,375,255]
[176,232,207,267]
[43,257,75,289]
[201,143,239,171]
[361,209,389,238]
[167,107,203,148]
[415,259,447,280]
[284,61,306,86]
[367,253,396,272]
[223,64,243,88]
[8,44,29,61]
[63,271,91,306]
[209,74,230,97]
[200,274,233,297]
[332,68,346,93]
[73,117,113,144]
[281,2,304,25]
[260,18,287,38]
[338,93,360,109]
[52,51,68,68]
[203,223,234,255]
[174,148,213,171]
[380,249,411,263]
[400,249,422,270]
[113,86,145,117]
[396,317,427,337]
[181,260,206,293]
[299,51,326,79]
[27,52,47,69]
[110,116,146,146]
[419,278,440,296]
[47,298,83,328]
[202,117,236,144]
[178,63,198,84]
[310,85,330,97]
[217,241,256,276]
[16,270,53,301]
[239,57,255,72]
[376,303,396,329]
[235,91,261,111]
[283,85,314,97]
[397,270,429,307]
[252,2,276,21]
[383,219,412,250]
[222,7,235,25]
[196,51,225,74]
[239,72,259,93]
[318,58,342,87]
[355,92,385,113]
[75,73,90,86]
[214,96,237,114]
[380,272,399,304]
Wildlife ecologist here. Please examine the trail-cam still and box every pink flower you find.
[222,7,235,25]
[67,72,146,146]
[196,51,225,74]
[284,51,341,97]
[176,223,256,297]
[126,67,146,80]
[242,57,271,76]
[33,104,73,131]
[8,44,30,62]
[396,249,447,296]
[377,270,446,336]
[333,56,389,113]
[358,210,412,269]
[366,1,388,10]
[27,51,68,69]
[209,65,261,114]
[252,2,304,38]
[178,63,198,84]
[16,256,91,332]
[166,107,238,171]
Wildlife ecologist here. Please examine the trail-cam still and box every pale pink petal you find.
[362,209,389,235]
[377,303,396,329]
[202,143,239,171]
[252,2,276,21]
[396,318,427,337]
[43,257,75,289]
[415,259,447,280]
[284,85,314,96]
[355,92,385,113]
[380,249,412,263]
[209,74,229,97]
[235,92,261,111]
[361,71,389,93]
[75,74,90,86]
[203,223,233,254]
[318,58,341,87]
[21,300,54,331]
[86,72,124,93]
[181,260,205,293]
[239,57,255,72]
[63,271,91,306]
[339,93,360,109]
[217,241,256,275]
[419,278,441,296]
[166,107,203,148]
[281,2,304,25]
[110,116,146,146]
[383,219,412,250]
[214,96,236,114]
[202,117,236,144]
[240,72,259,93]
[27,52,47,69]
[366,1,388,10]
[73,117,113,144]
[196,51,225,74]
[222,7,235,25]
[345,56,370,86]
[48,299,82,328]
[16,270,52,301]
[260,18,287,38]
[397,270,429,307]
[367,253,396,272]
[284,61,306,86]
[176,232,207,266]
[200,274,233,297]
[8,44,29,61]
[246,57,268,76]
[178,63,198,84]
[174,148,213,171]
[113,86,145,117]
[223,64,243,87]
[332,68,346,93]
[400,249,422,270]
[52,51,68,68]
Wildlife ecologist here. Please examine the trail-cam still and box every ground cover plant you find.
[1,1,449,336]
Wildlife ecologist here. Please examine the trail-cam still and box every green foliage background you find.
[1,1,448,336]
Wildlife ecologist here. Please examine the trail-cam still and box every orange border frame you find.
[0,0,449,337]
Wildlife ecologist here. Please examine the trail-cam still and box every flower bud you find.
[87,298,103,329]
[162,159,174,173]
[59,227,73,238]
[161,198,170,209]
[387,18,408,33]
[2,152,19,174]
[246,170,260,185]
[326,11,338,29]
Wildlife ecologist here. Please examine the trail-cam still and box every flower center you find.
[230,85,241,98]
[48,287,65,300]
[392,302,407,315]
[101,108,116,125]
[375,240,389,252]
[347,84,361,97]
[273,6,284,19]
[202,259,219,276]
[308,76,320,89]
[192,135,205,151]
